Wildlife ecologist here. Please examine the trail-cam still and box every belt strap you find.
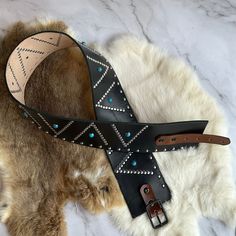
[4,31,230,226]
[156,134,230,146]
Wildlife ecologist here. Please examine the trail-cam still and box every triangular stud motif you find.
[86,55,109,89]
[31,33,62,47]
[112,124,149,147]
[95,81,126,112]
[115,152,154,175]
[19,106,41,127]
[37,113,74,138]
[73,122,108,146]
[80,43,101,56]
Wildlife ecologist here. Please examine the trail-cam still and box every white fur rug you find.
[94,36,236,236]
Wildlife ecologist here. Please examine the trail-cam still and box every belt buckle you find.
[140,184,168,229]
[146,199,168,228]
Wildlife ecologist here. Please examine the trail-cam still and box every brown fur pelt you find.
[0,21,124,236]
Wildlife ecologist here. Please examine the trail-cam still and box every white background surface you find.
[0,0,235,235]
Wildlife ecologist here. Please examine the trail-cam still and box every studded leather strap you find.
[5,31,230,225]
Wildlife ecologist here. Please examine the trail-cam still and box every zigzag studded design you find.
[19,105,41,127]
[114,152,155,175]
[5,31,219,225]
[72,122,108,146]
[112,124,149,147]
[37,113,74,138]
[95,81,126,112]
[86,55,109,89]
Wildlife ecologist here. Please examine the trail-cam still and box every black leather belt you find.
[5,31,230,228]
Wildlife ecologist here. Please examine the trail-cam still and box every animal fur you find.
[0,21,124,236]
[98,33,236,236]
[0,20,235,236]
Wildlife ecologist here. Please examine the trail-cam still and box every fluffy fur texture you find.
[98,33,236,236]
[0,21,123,236]
[0,20,235,236]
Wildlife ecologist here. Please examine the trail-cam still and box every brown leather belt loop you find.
[155,133,231,147]
[140,184,168,228]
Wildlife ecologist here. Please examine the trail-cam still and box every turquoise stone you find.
[108,97,113,103]
[53,124,59,129]
[89,132,95,138]
[131,159,137,167]
[23,112,28,118]
[125,132,131,138]
[97,66,103,72]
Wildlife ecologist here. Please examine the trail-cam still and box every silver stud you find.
[123,170,126,173]
[158,175,161,179]
[117,148,121,151]
[136,149,140,152]
[154,166,157,169]
[99,145,103,148]
[123,98,126,101]
[108,147,112,150]
[151,172,154,175]
[129,114,133,117]
[155,149,158,152]
[38,126,42,129]
[54,135,57,137]
[127,105,130,109]
[89,144,93,147]
[172,147,175,151]
[62,138,66,141]
[162,184,165,188]
[127,148,130,151]
[31,121,34,124]
[146,149,149,152]
[108,151,112,154]
[71,140,75,143]
[149,156,152,159]
[120,90,123,93]
[45,131,49,134]
[181,146,184,150]
[164,148,167,152]
[80,142,84,145]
